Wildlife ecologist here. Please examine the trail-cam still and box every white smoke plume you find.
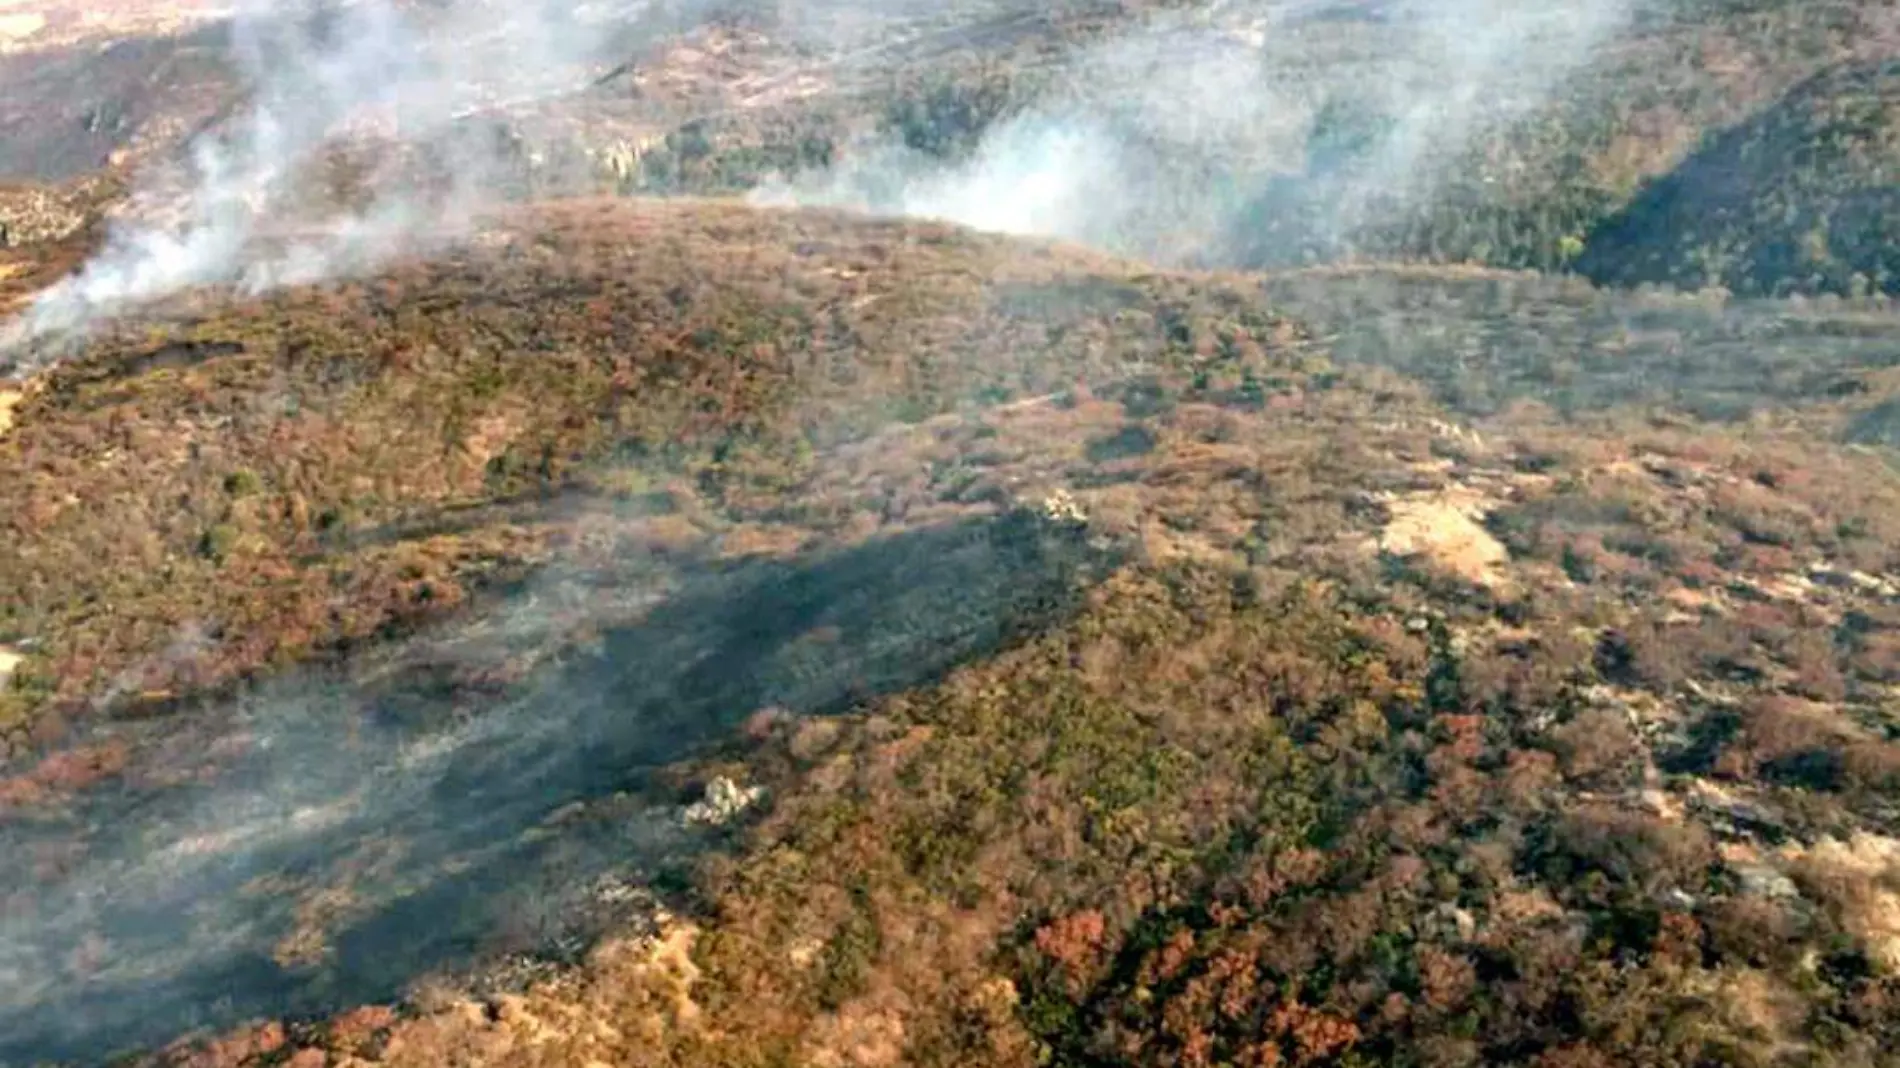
[756,0,1644,265]
[2,0,654,360]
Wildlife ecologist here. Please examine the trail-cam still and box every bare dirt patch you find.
[1378,486,1511,589]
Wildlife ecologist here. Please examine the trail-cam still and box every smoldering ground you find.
[0,0,1200,359]
[0,0,1055,362]
[0,501,1102,1065]
[3,0,644,358]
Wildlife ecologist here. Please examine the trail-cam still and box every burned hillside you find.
[2,1,1900,1067]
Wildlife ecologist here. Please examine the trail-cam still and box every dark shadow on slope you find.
[1845,397,1900,448]
[0,510,1100,1066]
[1576,59,1900,299]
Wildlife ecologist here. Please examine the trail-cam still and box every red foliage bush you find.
[1034,909,1110,993]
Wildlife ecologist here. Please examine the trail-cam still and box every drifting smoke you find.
[0,0,664,360]
[0,507,1090,1064]
[757,0,1643,265]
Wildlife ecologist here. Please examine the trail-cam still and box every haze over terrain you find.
[2,1,1900,1066]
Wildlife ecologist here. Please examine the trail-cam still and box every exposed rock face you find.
[681,776,766,827]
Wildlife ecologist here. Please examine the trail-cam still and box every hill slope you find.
[3,199,1900,1067]
[1577,59,1900,297]
[0,196,1311,750]
[4,1,1900,1066]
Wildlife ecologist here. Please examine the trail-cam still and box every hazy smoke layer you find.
[1,0,651,360]
[757,0,1641,264]
[0,509,1090,1064]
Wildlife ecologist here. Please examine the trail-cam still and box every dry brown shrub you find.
[1494,748,1562,815]
[1554,804,1716,895]
[1702,895,1803,969]
[1033,909,1110,993]
[0,739,129,814]
[1533,1044,1617,1068]
[1418,946,1478,1012]
[1549,707,1639,785]
[1266,1001,1361,1065]
[1843,741,1900,791]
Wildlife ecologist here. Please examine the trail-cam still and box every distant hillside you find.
[0,23,237,181]
[1577,59,1900,296]
[607,0,1900,298]
[1257,264,1900,431]
[4,0,1894,298]
[1218,0,1895,280]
